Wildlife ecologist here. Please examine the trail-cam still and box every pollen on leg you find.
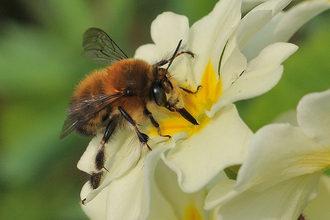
[90,171,103,189]
[95,144,105,170]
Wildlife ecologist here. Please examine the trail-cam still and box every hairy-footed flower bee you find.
[60,28,200,190]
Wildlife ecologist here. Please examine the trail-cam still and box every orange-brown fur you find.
[71,59,157,136]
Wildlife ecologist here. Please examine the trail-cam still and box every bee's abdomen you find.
[77,107,112,136]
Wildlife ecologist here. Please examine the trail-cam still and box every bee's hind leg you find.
[90,114,120,189]
[118,106,152,151]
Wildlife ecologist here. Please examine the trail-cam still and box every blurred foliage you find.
[0,0,329,219]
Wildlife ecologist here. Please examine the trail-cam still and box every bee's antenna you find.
[166,40,183,71]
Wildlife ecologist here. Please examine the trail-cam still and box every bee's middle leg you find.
[118,106,152,151]
[143,108,171,139]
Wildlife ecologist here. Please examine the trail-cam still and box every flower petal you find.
[303,175,330,220]
[189,0,242,84]
[150,12,190,52]
[241,0,267,13]
[163,104,252,193]
[272,109,298,127]
[272,0,330,43]
[77,131,136,174]
[234,124,328,192]
[207,173,321,220]
[297,88,330,146]
[221,0,291,89]
[143,138,177,219]
[208,42,298,117]
[80,130,148,204]
[147,180,179,220]
[204,179,237,210]
[153,160,206,220]
[80,181,107,220]
[134,12,189,63]
[243,0,330,60]
[104,152,148,220]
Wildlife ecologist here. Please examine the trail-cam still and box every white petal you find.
[303,175,330,220]
[81,136,172,220]
[209,174,321,220]
[143,139,177,219]
[150,12,190,51]
[163,104,252,193]
[234,124,327,192]
[189,0,242,84]
[297,88,330,146]
[147,180,179,220]
[134,12,189,64]
[81,130,148,204]
[134,44,159,64]
[169,55,194,86]
[153,160,206,219]
[105,152,148,220]
[204,179,237,210]
[272,0,330,43]
[77,135,104,173]
[242,13,283,61]
[272,109,298,127]
[208,42,297,117]
[243,0,330,60]
[241,0,267,13]
[220,0,291,88]
[81,181,107,220]
[247,0,291,16]
[77,131,134,173]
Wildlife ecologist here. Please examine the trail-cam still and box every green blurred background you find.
[0,0,329,219]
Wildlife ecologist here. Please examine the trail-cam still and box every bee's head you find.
[150,67,183,109]
[150,39,189,109]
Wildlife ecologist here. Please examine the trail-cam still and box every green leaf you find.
[224,165,241,180]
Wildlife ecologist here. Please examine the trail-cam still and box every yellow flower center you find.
[149,61,222,137]
[183,205,204,220]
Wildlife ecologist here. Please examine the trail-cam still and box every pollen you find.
[149,61,222,137]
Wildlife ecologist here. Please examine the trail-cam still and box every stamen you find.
[147,61,222,138]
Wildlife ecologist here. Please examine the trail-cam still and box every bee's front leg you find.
[180,85,202,94]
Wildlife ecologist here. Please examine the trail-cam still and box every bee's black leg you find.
[95,115,120,170]
[143,108,171,139]
[180,85,202,94]
[91,115,120,189]
[118,106,152,151]
[164,102,199,126]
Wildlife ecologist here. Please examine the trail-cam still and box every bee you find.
[60,28,200,190]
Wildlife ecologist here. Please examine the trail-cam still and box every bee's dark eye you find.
[152,82,166,106]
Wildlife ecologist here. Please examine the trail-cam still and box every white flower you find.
[303,175,330,220]
[205,88,330,220]
[79,0,299,219]
[135,0,296,194]
[243,0,330,60]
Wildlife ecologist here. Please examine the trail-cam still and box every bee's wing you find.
[60,93,124,139]
[81,28,129,65]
